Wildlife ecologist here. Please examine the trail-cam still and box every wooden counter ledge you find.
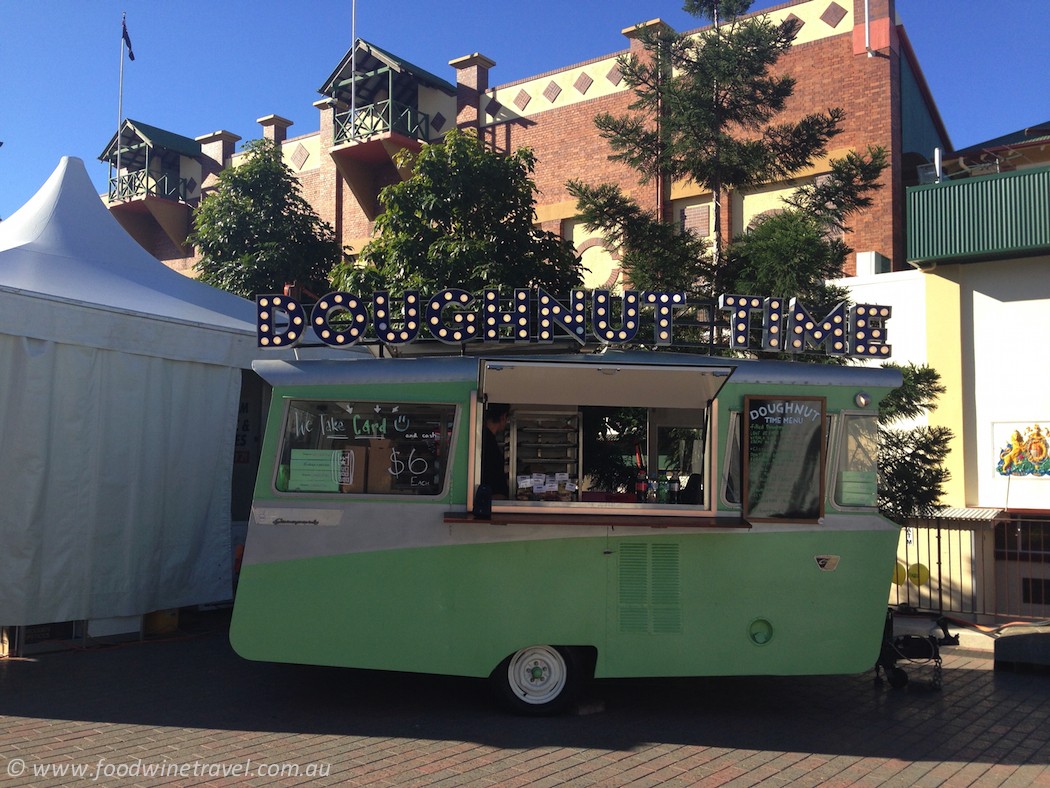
[443,511,751,529]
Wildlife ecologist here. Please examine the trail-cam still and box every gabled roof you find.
[318,38,457,100]
[98,119,202,164]
[952,121,1050,159]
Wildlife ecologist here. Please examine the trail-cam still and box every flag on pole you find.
[122,17,135,61]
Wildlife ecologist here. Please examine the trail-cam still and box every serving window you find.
[275,399,456,496]
[481,360,731,509]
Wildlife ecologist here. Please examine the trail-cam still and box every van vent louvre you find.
[618,543,682,634]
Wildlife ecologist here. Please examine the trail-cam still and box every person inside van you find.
[481,403,511,499]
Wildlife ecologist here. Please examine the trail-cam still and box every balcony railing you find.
[907,166,1050,266]
[108,170,190,203]
[333,100,431,146]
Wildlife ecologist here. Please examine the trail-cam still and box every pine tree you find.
[594,0,844,264]
[877,363,954,523]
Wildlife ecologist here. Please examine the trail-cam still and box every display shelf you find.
[508,409,581,501]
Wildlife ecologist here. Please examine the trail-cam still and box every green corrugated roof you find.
[907,166,1050,266]
[98,119,202,162]
[318,38,456,98]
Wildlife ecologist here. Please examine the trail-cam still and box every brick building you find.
[100,0,947,287]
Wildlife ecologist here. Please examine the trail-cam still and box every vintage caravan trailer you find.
[230,348,902,713]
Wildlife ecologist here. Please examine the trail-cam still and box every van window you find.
[482,360,729,508]
[493,403,709,506]
[275,399,456,496]
[834,414,879,509]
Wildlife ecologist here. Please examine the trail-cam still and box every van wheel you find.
[492,645,579,715]
[888,666,909,689]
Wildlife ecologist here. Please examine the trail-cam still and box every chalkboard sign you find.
[743,396,826,521]
[279,400,456,496]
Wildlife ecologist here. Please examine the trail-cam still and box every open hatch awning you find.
[480,359,734,410]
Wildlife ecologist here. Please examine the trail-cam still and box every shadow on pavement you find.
[2,609,1047,766]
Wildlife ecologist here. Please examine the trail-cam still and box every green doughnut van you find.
[230,350,902,714]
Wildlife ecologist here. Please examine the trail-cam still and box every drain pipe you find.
[864,0,875,57]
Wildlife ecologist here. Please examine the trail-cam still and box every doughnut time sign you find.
[256,288,893,358]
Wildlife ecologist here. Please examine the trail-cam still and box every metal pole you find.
[350,0,357,134]
[116,13,126,200]
[936,520,944,616]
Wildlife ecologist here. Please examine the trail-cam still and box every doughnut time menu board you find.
[743,396,826,521]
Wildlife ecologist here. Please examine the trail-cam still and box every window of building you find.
[1022,577,1050,606]
[679,204,711,237]
[995,519,1050,563]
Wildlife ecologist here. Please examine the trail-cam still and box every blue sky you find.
[2,1,1048,219]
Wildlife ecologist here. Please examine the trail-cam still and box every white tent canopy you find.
[0,157,257,626]
[0,156,259,365]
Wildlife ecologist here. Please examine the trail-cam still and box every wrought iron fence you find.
[108,171,189,202]
[334,100,431,145]
[890,516,1050,624]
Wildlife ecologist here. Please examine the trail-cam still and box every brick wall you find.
[477,7,904,272]
[139,0,910,277]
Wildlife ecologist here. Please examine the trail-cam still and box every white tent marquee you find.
[0,157,261,627]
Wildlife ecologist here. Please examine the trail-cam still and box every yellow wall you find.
[563,218,620,291]
[923,271,966,506]
[485,0,854,126]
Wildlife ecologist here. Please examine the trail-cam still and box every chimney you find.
[450,53,495,130]
[195,130,241,187]
[313,97,347,150]
[622,18,672,52]
[257,114,294,145]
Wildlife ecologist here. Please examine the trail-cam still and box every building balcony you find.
[108,170,192,203]
[105,170,194,256]
[327,100,431,221]
[333,100,431,146]
[907,166,1050,268]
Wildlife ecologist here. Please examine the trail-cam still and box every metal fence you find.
[891,515,1050,625]
[333,100,431,145]
[108,170,189,202]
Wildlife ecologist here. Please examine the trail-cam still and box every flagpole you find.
[350,0,357,134]
[116,13,126,201]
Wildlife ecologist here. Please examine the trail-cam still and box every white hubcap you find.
[507,646,567,705]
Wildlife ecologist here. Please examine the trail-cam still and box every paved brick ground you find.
[1,610,1048,786]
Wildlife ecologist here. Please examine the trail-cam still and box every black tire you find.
[888,666,909,689]
[491,645,580,716]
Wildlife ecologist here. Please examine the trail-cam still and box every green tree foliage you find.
[332,129,582,294]
[574,0,888,303]
[878,363,948,422]
[877,363,954,523]
[723,213,850,305]
[721,145,888,301]
[570,143,886,314]
[566,180,709,293]
[595,0,845,261]
[191,139,338,299]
